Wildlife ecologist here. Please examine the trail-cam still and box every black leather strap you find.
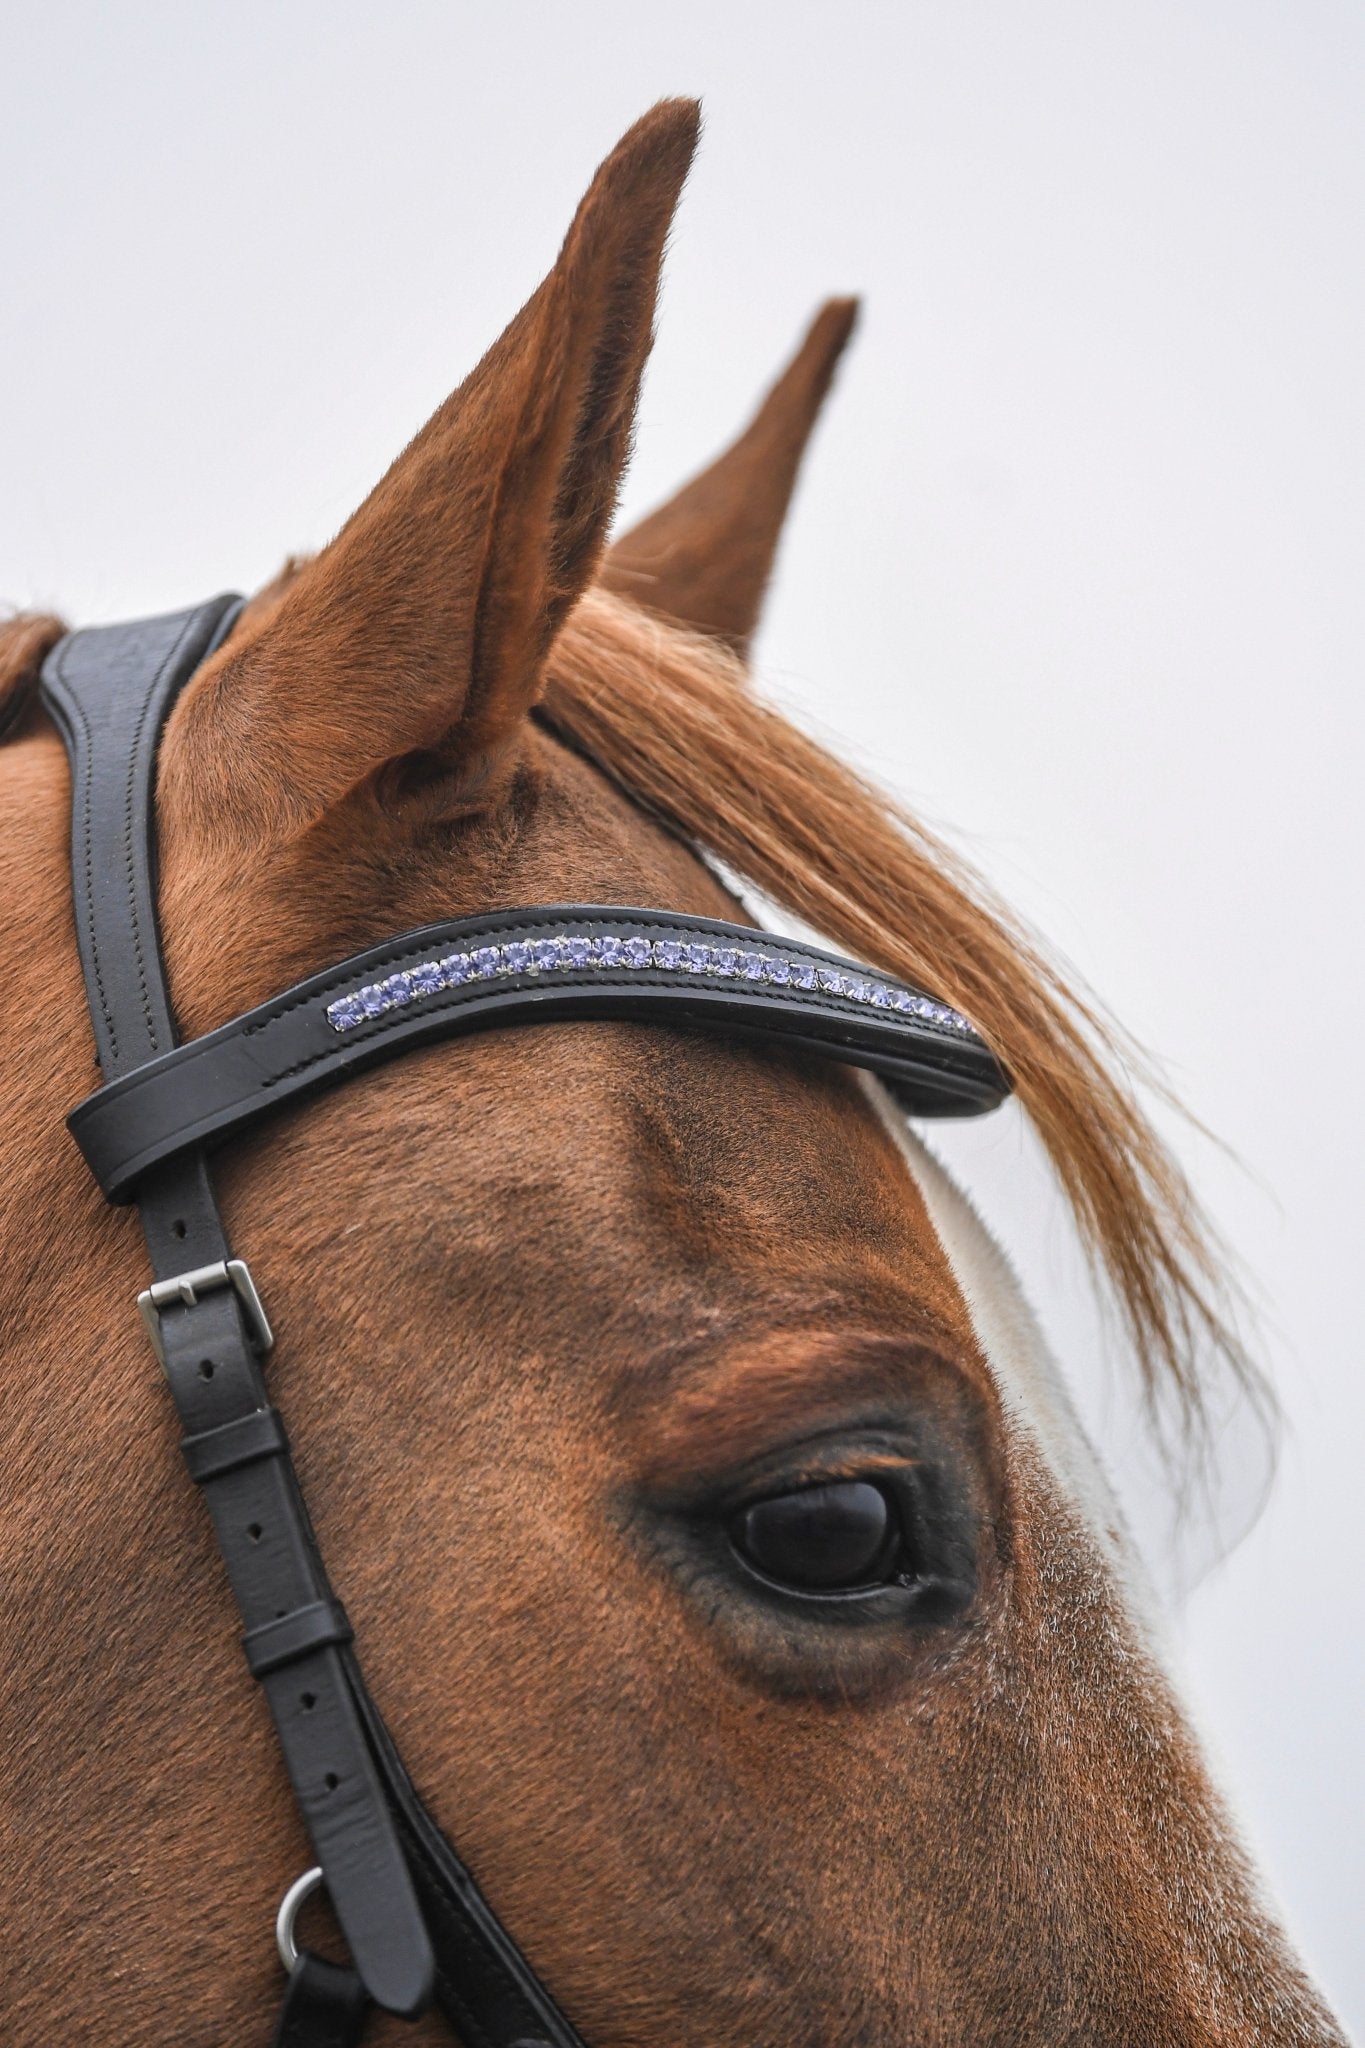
[271,1954,371,2048]
[40,599,241,1074]
[40,606,436,2021]
[68,906,1007,1203]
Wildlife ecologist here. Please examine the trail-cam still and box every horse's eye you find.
[731,1479,900,1593]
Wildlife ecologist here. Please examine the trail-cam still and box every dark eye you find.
[731,1479,903,1593]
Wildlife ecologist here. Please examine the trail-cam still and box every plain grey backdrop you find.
[3,0,1360,2027]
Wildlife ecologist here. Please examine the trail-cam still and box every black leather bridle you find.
[39,597,1010,2046]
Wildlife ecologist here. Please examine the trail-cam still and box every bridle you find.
[38,596,1010,2047]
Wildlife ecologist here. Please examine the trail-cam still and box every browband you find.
[71,905,1007,1202]
[39,597,1012,2047]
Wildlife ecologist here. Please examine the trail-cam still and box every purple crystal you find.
[564,935,593,968]
[359,983,389,1018]
[471,947,501,978]
[653,938,684,969]
[870,983,896,1008]
[503,942,532,974]
[410,960,443,996]
[816,967,846,996]
[846,978,874,1004]
[684,943,714,973]
[595,935,624,967]
[765,955,791,985]
[715,947,741,976]
[440,953,471,986]
[532,938,564,971]
[327,994,366,1031]
[622,936,652,967]
[381,973,414,1007]
[891,989,915,1014]
[736,951,764,980]
[790,961,818,991]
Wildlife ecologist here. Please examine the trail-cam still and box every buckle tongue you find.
[137,1258,273,1369]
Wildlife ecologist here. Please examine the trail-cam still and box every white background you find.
[2,1,1360,2027]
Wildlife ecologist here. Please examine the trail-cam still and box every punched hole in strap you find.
[244,1599,353,1678]
[181,1404,289,1484]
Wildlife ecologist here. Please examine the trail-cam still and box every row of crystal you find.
[324,929,976,1037]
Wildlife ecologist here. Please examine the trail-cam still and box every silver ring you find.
[275,1864,325,1972]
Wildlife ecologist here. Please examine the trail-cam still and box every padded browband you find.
[70,905,1008,1202]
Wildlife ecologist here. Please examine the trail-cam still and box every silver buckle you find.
[137,1258,274,1369]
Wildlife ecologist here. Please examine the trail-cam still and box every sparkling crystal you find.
[564,935,593,968]
[765,955,791,985]
[846,978,874,1004]
[653,938,684,969]
[440,953,471,986]
[503,941,532,974]
[684,943,714,973]
[327,994,366,1031]
[532,938,565,971]
[790,961,818,991]
[738,951,766,980]
[622,936,652,967]
[471,946,501,978]
[816,967,846,995]
[870,983,897,1008]
[595,934,624,967]
[715,947,741,976]
[891,989,915,1013]
[410,960,443,996]
[381,973,415,1007]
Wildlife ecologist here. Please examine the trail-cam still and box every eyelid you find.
[625,1329,971,1490]
[665,1428,926,1522]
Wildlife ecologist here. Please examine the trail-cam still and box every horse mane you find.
[545,587,1265,1450]
[1,586,1262,1446]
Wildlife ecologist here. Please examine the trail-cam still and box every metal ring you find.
[275,1864,325,1972]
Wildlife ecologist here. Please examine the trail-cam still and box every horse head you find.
[0,100,1346,2047]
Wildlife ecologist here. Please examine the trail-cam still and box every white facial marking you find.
[859,1076,1164,1644]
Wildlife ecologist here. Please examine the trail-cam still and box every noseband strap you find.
[39,600,1011,2044]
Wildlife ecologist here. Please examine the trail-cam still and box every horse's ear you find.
[601,297,858,656]
[170,101,699,839]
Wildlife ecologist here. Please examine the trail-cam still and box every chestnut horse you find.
[0,102,1348,2046]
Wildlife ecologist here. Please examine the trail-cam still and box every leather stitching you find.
[122,607,206,1057]
[50,638,120,1063]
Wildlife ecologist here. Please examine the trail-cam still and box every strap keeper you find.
[181,1405,289,1484]
[244,1599,353,1678]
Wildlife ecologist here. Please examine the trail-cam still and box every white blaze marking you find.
[860,1076,1165,1644]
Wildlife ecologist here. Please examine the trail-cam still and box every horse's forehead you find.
[346,1019,965,1306]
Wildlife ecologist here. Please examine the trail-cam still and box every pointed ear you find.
[170,101,699,840]
[601,297,858,655]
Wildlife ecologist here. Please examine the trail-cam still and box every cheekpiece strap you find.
[39,604,438,2023]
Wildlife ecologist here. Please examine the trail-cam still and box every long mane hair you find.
[545,587,1264,1451]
